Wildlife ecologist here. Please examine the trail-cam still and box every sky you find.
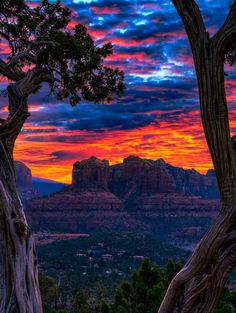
[1,0,236,183]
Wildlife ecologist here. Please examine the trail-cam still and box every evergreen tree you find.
[39,273,59,312]
[73,289,91,313]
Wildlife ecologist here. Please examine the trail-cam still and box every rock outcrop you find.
[26,156,220,247]
[15,161,39,200]
[27,157,124,230]
[109,156,176,206]
[72,156,109,189]
[166,164,219,199]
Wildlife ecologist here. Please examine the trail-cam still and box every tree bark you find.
[0,69,52,313]
[158,1,236,312]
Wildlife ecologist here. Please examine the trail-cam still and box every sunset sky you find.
[1,0,236,183]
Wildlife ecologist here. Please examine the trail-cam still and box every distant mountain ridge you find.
[32,177,66,196]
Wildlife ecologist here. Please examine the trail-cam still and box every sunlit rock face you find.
[72,156,109,190]
[108,156,176,205]
[25,156,219,242]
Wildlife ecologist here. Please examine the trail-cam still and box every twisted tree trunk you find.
[158,1,236,312]
[0,70,50,312]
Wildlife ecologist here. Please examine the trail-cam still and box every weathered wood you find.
[158,1,236,312]
[0,145,42,312]
[0,69,52,312]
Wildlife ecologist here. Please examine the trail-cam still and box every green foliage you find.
[0,0,125,105]
[37,233,188,299]
[97,300,110,313]
[73,289,91,313]
[109,258,168,313]
[39,258,236,313]
[166,258,182,285]
[39,272,59,312]
[214,286,236,313]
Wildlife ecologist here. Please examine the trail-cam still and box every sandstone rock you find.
[72,156,109,190]
[15,161,33,190]
[166,163,219,198]
[15,161,39,200]
[26,156,220,242]
[109,156,176,204]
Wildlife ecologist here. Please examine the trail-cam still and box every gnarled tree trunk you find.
[0,70,51,312]
[158,1,236,313]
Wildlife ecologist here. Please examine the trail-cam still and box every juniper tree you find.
[0,1,124,312]
[159,1,236,312]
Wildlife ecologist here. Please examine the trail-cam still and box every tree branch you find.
[9,51,37,66]
[8,41,55,68]
[212,1,236,55]
[0,68,54,155]
[0,59,24,81]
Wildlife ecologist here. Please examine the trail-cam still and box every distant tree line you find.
[39,258,236,313]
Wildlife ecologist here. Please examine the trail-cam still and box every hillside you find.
[26,156,219,249]
[37,232,189,299]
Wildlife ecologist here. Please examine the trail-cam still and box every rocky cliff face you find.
[15,161,39,200]
[26,156,219,245]
[109,156,176,205]
[108,156,219,207]
[27,156,123,227]
[166,164,219,199]
[72,156,109,189]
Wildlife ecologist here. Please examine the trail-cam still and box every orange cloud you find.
[14,109,214,184]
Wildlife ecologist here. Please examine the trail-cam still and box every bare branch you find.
[0,30,15,55]
[212,1,236,54]
[0,59,24,81]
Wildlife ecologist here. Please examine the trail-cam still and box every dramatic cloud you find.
[1,0,234,182]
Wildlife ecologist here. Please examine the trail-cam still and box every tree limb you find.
[0,68,54,155]
[9,50,37,66]
[8,41,55,68]
[212,1,236,55]
[0,59,24,81]
[158,210,236,313]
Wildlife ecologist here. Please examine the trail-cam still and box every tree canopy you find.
[0,0,125,105]
[39,258,236,313]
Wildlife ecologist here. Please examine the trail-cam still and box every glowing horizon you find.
[2,0,236,183]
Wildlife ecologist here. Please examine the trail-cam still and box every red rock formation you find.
[72,156,109,189]
[109,156,176,203]
[15,161,33,189]
[26,156,219,244]
[27,157,123,229]
[164,163,219,198]
[15,161,39,200]
[27,186,123,212]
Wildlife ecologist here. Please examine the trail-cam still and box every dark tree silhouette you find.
[0,1,124,312]
[158,1,236,313]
